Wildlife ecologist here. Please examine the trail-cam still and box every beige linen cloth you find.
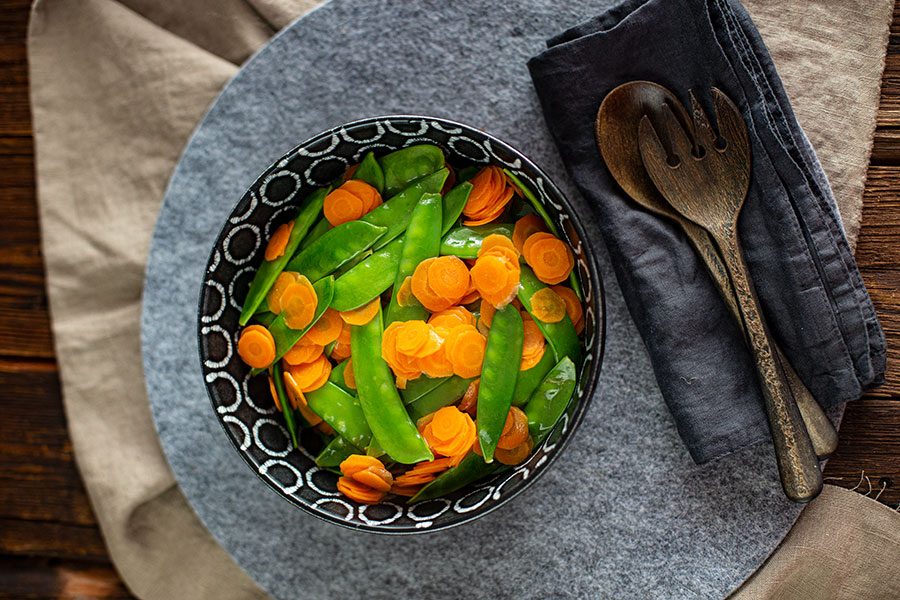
[27,0,899,598]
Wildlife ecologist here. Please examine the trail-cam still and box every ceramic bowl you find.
[198,116,605,533]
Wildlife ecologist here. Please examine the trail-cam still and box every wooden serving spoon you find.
[637,88,822,503]
[596,81,837,459]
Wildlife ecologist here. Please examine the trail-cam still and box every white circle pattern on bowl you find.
[198,116,604,533]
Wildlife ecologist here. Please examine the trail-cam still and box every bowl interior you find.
[198,116,605,533]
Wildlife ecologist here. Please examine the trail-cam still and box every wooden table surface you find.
[1,1,898,598]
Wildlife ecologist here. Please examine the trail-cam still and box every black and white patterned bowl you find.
[198,116,605,534]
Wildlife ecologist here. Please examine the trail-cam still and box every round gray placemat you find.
[142,1,803,598]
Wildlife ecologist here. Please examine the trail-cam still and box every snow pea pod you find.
[352,151,385,193]
[511,349,556,407]
[525,357,577,445]
[400,376,448,405]
[440,181,473,235]
[306,382,372,449]
[407,376,472,421]
[298,217,331,251]
[271,362,300,449]
[330,237,403,311]
[254,311,276,327]
[239,188,327,325]
[504,168,582,299]
[350,303,433,464]
[476,303,524,463]
[362,168,448,249]
[285,220,386,281]
[385,192,442,324]
[379,144,446,196]
[258,276,335,368]
[518,266,582,365]
[315,435,358,468]
[409,452,502,503]
[439,223,514,258]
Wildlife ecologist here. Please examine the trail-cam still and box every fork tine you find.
[711,88,749,152]
[637,115,671,171]
[657,101,694,163]
[688,90,717,151]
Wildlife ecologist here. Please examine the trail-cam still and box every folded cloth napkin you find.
[528,0,886,463]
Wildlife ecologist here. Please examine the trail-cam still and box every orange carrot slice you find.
[280,277,318,330]
[340,454,384,476]
[340,298,380,326]
[512,214,547,254]
[237,325,276,368]
[478,233,518,258]
[265,221,294,261]
[497,406,529,450]
[411,258,454,312]
[427,256,470,301]
[285,354,330,391]
[344,359,357,389]
[550,285,583,327]
[428,306,476,332]
[523,234,575,285]
[396,276,415,307]
[458,378,479,415]
[283,338,324,365]
[324,189,365,226]
[304,308,343,345]
[331,341,351,361]
[341,179,382,213]
[351,467,393,492]
[266,271,302,314]
[268,375,282,412]
[337,476,385,504]
[282,371,324,426]
[445,325,486,379]
[494,436,534,466]
[529,288,567,323]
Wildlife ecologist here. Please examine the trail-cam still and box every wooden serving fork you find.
[637,88,823,502]
[595,81,837,459]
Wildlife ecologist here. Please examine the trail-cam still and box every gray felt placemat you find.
[142,1,804,598]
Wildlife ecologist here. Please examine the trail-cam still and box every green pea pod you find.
[328,359,353,393]
[255,277,335,370]
[385,193,442,324]
[503,169,583,299]
[439,223,514,258]
[298,217,331,251]
[238,188,328,325]
[379,144,446,196]
[271,362,299,449]
[315,435,358,468]
[440,182,473,235]
[350,303,433,464]
[334,249,372,278]
[330,237,403,311]
[409,452,502,504]
[407,376,472,421]
[352,151,385,193]
[511,348,556,407]
[306,382,372,449]
[366,438,386,458]
[476,304,524,463]
[525,357,577,446]
[400,376,448,405]
[285,221,386,281]
[362,168,449,248]
[253,311,277,327]
[518,266,582,365]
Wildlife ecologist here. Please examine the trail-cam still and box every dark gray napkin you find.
[528,0,885,463]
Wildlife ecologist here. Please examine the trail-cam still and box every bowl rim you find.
[198,114,607,534]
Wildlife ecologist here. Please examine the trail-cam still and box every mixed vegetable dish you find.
[235,144,585,504]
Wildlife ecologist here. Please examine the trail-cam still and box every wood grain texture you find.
[0,0,897,597]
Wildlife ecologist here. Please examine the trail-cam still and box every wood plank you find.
[0,556,133,600]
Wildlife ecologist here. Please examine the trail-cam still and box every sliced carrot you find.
[471,253,520,308]
[445,325,486,379]
[523,234,575,285]
[459,280,480,305]
[428,306,476,332]
[406,457,455,475]
[419,406,476,458]
[494,435,534,466]
[343,359,357,389]
[281,277,318,330]
[497,406,529,450]
[395,321,433,357]
[478,299,496,331]
[411,258,454,312]
[550,285,583,327]
[237,325,276,368]
[418,346,454,378]
[462,167,515,226]
[458,378,479,415]
[351,467,393,492]
[337,476,385,504]
[430,406,467,442]
[393,471,437,487]
[266,271,302,314]
[283,338,324,365]
[300,359,331,392]
[396,276,415,307]
[331,341,351,361]
[282,372,324,426]
[520,311,546,370]
[520,348,545,370]
[478,233,518,258]
[426,256,470,302]
[268,375,282,412]
[390,484,420,497]
[265,221,294,261]
[340,298,380,326]
[529,288,567,323]
[341,180,382,213]
[317,422,335,436]
[304,308,343,345]
[285,354,330,391]
[512,214,547,254]
[324,188,365,226]
[340,454,385,476]
[521,232,556,257]
[337,320,352,345]
[574,316,585,335]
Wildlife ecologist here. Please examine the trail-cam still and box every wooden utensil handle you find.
[685,224,838,458]
[718,231,823,502]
